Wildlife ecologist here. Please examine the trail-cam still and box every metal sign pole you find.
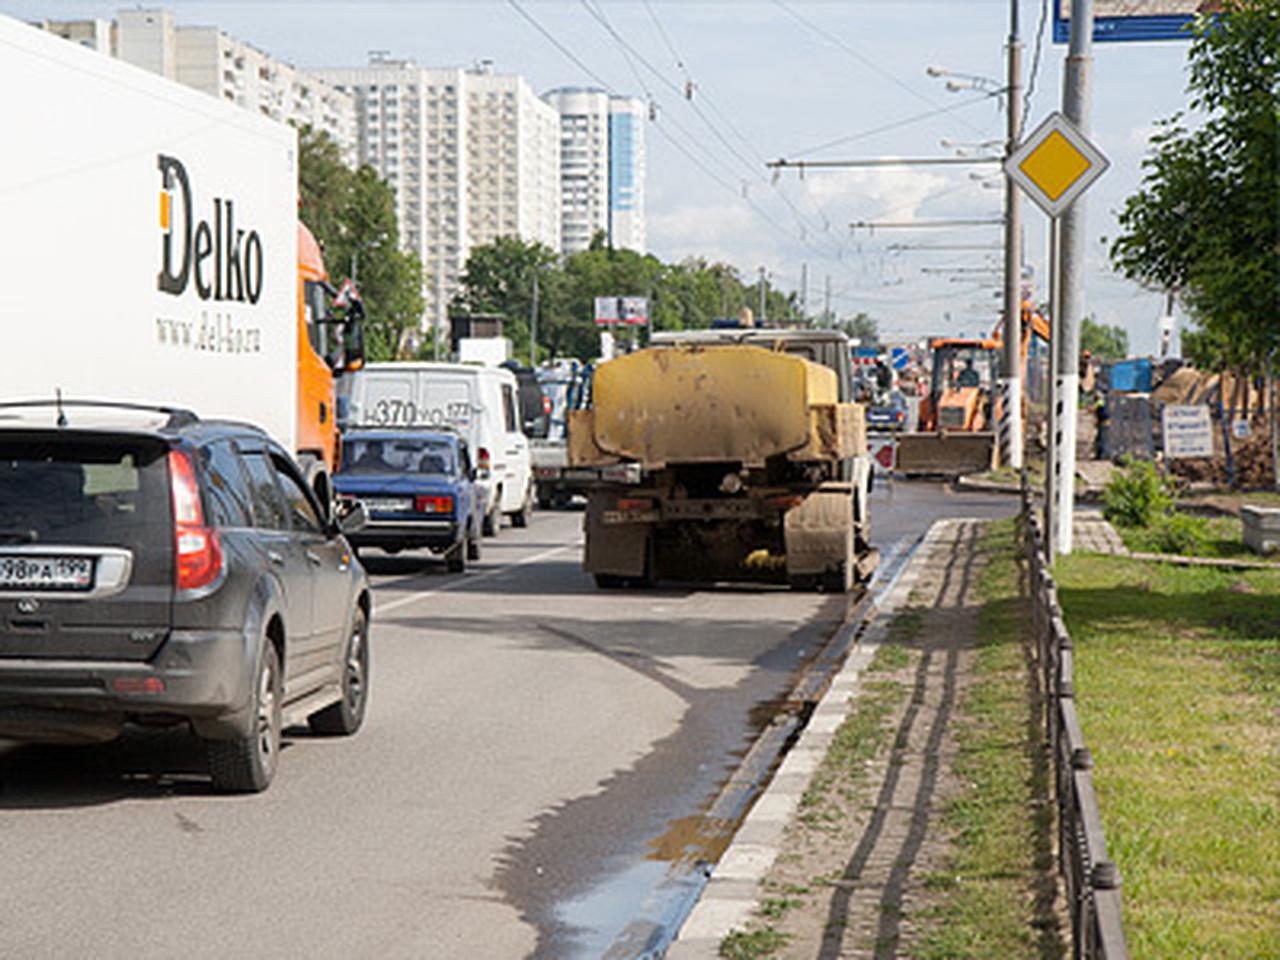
[1045,217,1061,559]
[1054,0,1095,555]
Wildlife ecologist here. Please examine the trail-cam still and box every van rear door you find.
[0,433,173,662]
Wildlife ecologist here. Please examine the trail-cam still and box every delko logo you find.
[157,154,264,304]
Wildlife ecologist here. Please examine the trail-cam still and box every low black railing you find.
[1019,485,1129,960]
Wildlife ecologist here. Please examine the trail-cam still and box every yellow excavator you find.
[896,308,1050,475]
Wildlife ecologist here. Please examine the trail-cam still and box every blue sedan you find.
[334,430,482,572]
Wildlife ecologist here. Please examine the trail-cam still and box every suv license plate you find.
[363,497,414,514]
[0,555,94,591]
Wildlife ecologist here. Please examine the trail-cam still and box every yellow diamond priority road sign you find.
[1005,111,1109,218]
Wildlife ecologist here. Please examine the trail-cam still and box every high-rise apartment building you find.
[312,57,560,337]
[33,10,356,165]
[607,96,646,253]
[541,87,611,254]
[542,87,646,254]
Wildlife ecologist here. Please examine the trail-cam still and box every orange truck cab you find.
[296,222,365,498]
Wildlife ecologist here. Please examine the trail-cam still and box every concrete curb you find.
[666,518,964,959]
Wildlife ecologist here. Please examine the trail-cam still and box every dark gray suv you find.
[0,401,372,792]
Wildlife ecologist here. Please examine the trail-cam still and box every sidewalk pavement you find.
[669,509,1128,957]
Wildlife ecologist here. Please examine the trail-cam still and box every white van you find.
[344,362,533,534]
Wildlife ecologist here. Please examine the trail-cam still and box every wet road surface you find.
[0,480,1014,958]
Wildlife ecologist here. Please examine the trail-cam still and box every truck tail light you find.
[477,447,491,478]
[415,495,454,514]
[169,449,223,590]
[766,494,804,511]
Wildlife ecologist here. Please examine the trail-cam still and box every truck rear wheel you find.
[821,560,854,593]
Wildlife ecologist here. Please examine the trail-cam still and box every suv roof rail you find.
[0,398,200,430]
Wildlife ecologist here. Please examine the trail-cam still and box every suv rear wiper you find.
[0,529,38,544]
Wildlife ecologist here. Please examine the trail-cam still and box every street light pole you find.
[530,270,539,369]
[1002,0,1025,470]
[1054,0,1095,554]
[758,266,767,325]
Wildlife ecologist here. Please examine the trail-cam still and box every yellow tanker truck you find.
[568,334,877,591]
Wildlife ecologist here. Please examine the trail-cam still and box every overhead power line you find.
[771,0,988,137]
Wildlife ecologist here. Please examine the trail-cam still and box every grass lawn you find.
[1117,514,1280,562]
[1055,554,1280,958]
[914,519,1061,960]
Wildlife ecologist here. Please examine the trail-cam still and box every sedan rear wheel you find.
[446,536,467,573]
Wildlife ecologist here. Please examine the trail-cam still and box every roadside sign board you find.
[1162,404,1214,458]
[1005,112,1109,219]
[595,296,649,327]
[1054,0,1208,43]
[868,433,897,476]
[620,296,649,326]
[594,296,620,326]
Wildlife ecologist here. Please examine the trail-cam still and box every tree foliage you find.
[1110,1,1279,370]
[297,126,425,360]
[836,312,879,345]
[1081,316,1129,360]
[451,236,832,361]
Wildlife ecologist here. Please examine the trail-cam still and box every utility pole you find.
[800,262,808,323]
[1054,0,1095,554]
[824,275,832,327]
[1001,0,1024,470]
[758,267,767,326]
[529,270,539,370]
[433,272,443,361]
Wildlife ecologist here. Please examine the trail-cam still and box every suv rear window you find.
[0,436,170,550]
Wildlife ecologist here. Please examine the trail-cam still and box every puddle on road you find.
[498,574,898,959]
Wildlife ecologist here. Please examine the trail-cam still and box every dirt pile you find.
[1169,433,1277,487]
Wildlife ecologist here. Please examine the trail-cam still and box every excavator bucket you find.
[895,431,997,476]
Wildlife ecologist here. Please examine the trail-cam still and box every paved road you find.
[0,481,1015,959]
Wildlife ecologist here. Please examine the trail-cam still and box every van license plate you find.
[0,555,94,591]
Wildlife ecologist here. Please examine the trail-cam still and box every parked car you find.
[866,389,910,431]
[0,400,372,793]
[334,429,481,571]
[343,362,534,535]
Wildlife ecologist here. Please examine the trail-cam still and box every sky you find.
[4,1,1199,353]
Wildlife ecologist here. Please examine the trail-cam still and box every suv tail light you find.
[477,447,491,479]
[168,449,223,590]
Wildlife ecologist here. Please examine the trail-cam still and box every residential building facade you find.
[542,87,646,254]
[33,9,356,165]
[312,57,560,340]
[607,96,646,253]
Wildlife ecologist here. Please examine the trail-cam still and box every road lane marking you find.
[374,541,583,617]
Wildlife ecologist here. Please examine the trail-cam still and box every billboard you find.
[594,296,649,326]
[1054,0,1220,42]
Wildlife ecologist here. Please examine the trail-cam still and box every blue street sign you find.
[1053,1,1207,43]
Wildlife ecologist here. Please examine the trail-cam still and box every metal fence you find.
[1020,486,1130,960]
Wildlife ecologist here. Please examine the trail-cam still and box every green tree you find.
[836,312,879,345]
[1110,1,1279,370]
[451,235,558,361]
[297,126,424,360]
[1081,316,1129,360]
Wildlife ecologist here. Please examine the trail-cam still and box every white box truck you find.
[0,15,359,497]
